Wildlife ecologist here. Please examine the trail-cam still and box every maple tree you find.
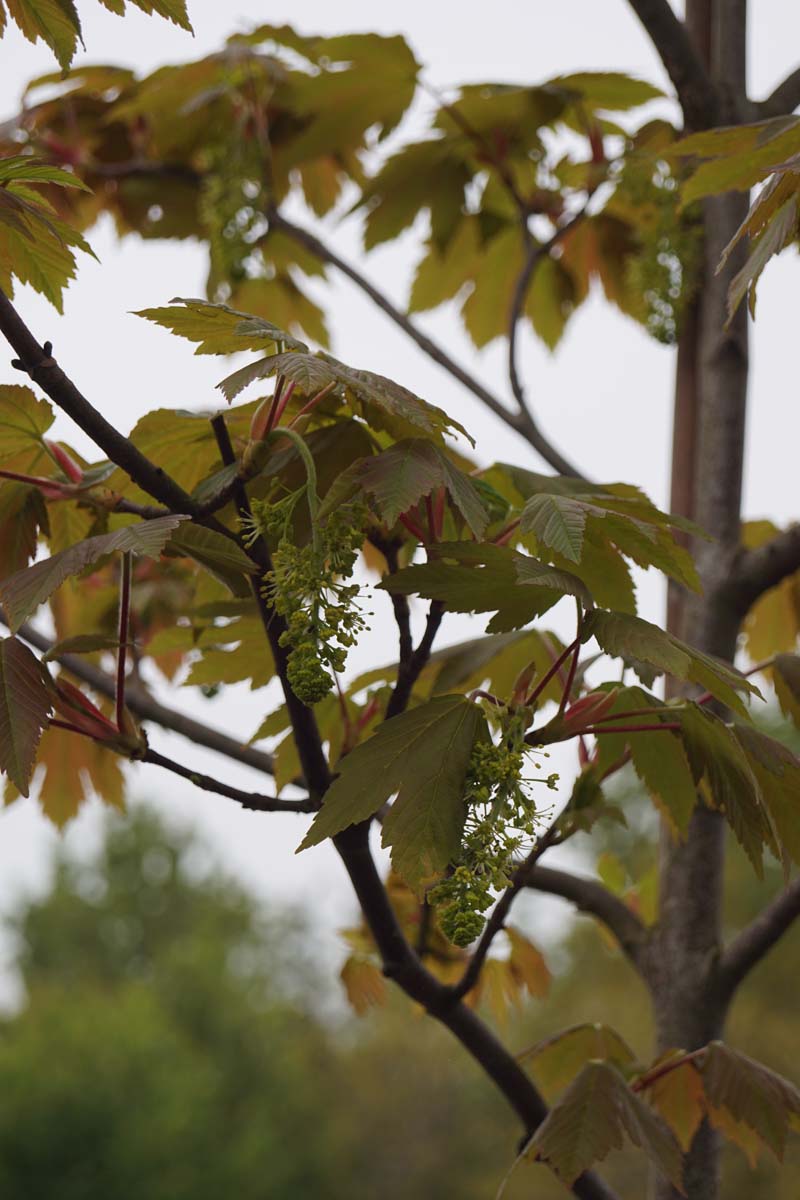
[0,2,800,1197]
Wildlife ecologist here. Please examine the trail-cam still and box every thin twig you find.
[524,864,648,970]
[376,537,413,666]
[526,636,581,707]
[385,601,445,721]
[717,875,800,998]
[115,551,132,731]
[268,209,585,477]
[625,0,718,128]
[507,209,590,480]
[4,611,277,778]
[209,414,331,799]
[141,747,313,813]
[755,66,800,118]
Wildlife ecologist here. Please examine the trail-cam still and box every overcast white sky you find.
[0,1,797,1001]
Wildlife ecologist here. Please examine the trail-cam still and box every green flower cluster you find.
[247,495,368,706]
[432,711,558,948]
[618,158,703,345]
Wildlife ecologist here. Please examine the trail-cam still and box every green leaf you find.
[299,695,487,891]
[382,544,586,631]
[0,177,95,312]
[521,493,587,562]
[101,0,192,32]
[679,705,774,872]
[773,654,800,731]
[2,0,81,69]
[320,440,488,536]
[519,1022,637,1098]
[0,384,53,463]
[629,715,696,837]
[732,724,800,864]
[42,634,123,661]
[726,193,799,320]
[319,353,473,446]
[582,610,759,717]
[0,635,53,797]
[551,72,664,111]
[165,523,255,596]
[0,514,186,632]
[216,350,334,403]
[134,298,308,356]
[701,1041,800,1161]
[519,489,701,589]
[0,157,90,190]
[528,1060,684,1191]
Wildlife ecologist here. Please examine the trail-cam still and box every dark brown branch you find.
[209,415,331,799]
[385,600,444,721]
[267,210,537,442]
[626,0,718,127]
[730,524,800,616]
[372,536,413,666]
[717,875,800,997]
[141,747,312,813]
[525,864,648,968]
[0,288,239,542]
[450,825,561,1001]
[507,215,591,480]
[333,822,618,1200]
[755,67,800,118]
[5,612,277,778]
[115,551,132,730]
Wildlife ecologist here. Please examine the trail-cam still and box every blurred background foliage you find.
[1,731,798,1199]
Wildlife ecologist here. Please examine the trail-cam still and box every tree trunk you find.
[653,3,749,1198]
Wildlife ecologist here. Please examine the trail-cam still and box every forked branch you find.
[625,0,718,127]
[525,864,649,970]
[717,875,800,997]
[141,748,313,813]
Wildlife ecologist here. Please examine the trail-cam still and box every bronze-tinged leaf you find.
[701,1041,800,1161]
[773,654,800,731]
[506,926,551,999]
[519,1022,638,1099]
[0,514,187,632]
[740,522,800,663]
[528,1060,684,1191]
[646,1058,706,1152]
[340,955,386,1016]
[0,636,53,797]
[320,439,488,537]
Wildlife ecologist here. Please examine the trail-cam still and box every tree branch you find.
[525,864,648,969]
[0,287,238,541]
[730,524,800,616]
[385,600,444,721]
[267,209,564,459]
[372,535,413,666]
[140,747,312,813]
[625,0,718,127]
[508,215,591,480]
[209,415,331,799]
[4,611,277,778]
[755,67,800,119]
[717,875,800,997]
[332,822,619,1200]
